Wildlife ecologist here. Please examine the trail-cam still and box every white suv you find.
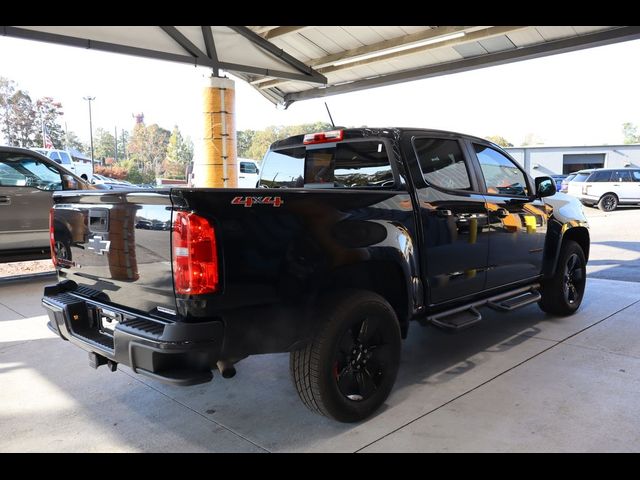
[567,168,640,211]
[32,148,93,181]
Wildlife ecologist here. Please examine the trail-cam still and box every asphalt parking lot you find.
[1,206,639,452]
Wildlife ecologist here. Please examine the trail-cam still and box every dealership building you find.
[505,144,640,176]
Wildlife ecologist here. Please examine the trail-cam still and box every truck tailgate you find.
[51,190,176,315]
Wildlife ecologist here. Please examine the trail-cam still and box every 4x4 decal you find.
[231,196,283,208]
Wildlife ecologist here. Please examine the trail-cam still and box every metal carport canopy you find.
[3,26,640,107]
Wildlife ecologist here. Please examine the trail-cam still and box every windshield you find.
[258,139,394,189]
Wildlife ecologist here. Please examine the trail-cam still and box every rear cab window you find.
[258,138,395,189]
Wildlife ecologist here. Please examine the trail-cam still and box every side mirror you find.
[535,176,556,198]
[62,174,79,190]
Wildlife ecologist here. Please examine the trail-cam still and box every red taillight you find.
[303,129,344,144]
[172,211,219,295]
[49,208,57,267]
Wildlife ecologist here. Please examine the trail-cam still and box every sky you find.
[1,34,640,152]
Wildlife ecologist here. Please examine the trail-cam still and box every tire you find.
[538,240,586,316]
[598,193,618,212]
[290,290,401,423]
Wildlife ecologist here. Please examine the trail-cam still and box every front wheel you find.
[538,240,586,316]
[290,290,401,423]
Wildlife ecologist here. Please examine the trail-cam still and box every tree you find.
[118,129,129,161]
[0,77,17,144]
[0,78,66,148]
[34,97,65,148]
[245,122,333,160]
[126,123,171,178]
[94,128,116,163]
[5,89,37,147]
[623,122,640,144]
[163,125,193,179]
[237,129,256,158]
[485,135,513,147]
[114,158,155,184]
[65,131,89,155]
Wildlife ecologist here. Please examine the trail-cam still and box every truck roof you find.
[269,127,494,150]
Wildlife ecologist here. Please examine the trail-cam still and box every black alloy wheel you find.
[563,253,584,306]
[290,290,401,422]
[539,240,586,316]
[333,317,392,402]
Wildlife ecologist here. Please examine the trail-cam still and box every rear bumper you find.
[42,284,224,386]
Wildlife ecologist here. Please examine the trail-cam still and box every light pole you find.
[83,96,95,172]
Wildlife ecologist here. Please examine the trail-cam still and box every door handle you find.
[436,208,452,217]
[0,195,11,205]
[495,208,509,218]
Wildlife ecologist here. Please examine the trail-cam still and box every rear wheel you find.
[290,290,401,422]
[538,240,586,316]
[598,193,617,212]
[53,231,72,264]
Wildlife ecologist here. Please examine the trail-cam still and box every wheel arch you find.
[599,191,619,201]
[543,224,590,278]
[316,260,411,339]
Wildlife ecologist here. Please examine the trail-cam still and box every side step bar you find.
[488,290,541,312]
[426,284,540,332]
[431,306,482,331]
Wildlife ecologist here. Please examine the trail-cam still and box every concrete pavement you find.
[1,275,639,452]
[584,206,640,283]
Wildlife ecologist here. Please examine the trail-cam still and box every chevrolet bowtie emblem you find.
[87,235,111,255]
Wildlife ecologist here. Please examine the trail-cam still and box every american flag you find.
[43,125,54,149]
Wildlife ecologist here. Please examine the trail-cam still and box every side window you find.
[49,151,60,162]
[474,144,529,196]
[589,171,612,182]
[0,156,62,190]
[632,171,640,182]
[613,170,633,182]
[0,161,25,186]
[413,137,471,190]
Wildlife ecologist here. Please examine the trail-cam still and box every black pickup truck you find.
[43,128,589,422]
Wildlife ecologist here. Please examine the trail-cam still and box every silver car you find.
[0,146,93,263]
